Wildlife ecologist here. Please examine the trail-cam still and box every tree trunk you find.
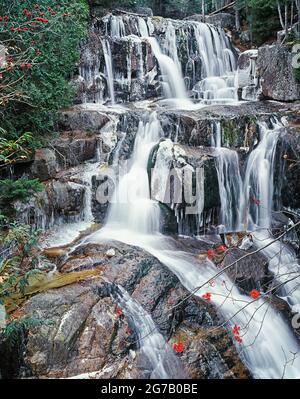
[235,7,241,31]
[296,0,300,39]
[202,0,205,20]
[285,2,288,38]
[277,1,285,30]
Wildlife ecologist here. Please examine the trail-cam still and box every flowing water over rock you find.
[79,13,238,105]
[115,286,185,379]
[83,111,300,379]
[7,10,300,380]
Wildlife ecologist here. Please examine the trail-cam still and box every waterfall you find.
[110,15,126,38]
[243,120,281,230]
[254,230,300,307]
[212,122,244,232]
[84,110,300,379]
[82,162,99,222]
[137,17,150,38]
[212,118,282,232]
[234,49,260,101]
[240,120,300,309]
[106,112,161,234]
[101,39,115,104]
[185,22,237,102]
[80,14,238,105]
[212,117,300,324]
[163,22,182,74]
[147,37,189,100]
[46,11,300,380]
[115,286,185,379]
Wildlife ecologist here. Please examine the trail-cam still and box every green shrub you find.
[0,316,43,348]
[0,131,35,168]
[0,178,44,202]
[0,0,89,142]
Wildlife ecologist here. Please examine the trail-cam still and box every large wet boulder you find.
[30,148,58,181]
[205,13,236,30]
[52,132,99,168]
[150,139,220,235]
[49,181,85,217]
[256,45,300,102]
[0,241,249,379]
[14,170,88,230]
[60,107,110,132]
[159,111,213,147]
[159,108,260,152]
[221,247,270,293]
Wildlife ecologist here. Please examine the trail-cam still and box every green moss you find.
[220,116,258,148]
[221,119,239,147]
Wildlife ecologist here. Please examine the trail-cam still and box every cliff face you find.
[256,44,300,102]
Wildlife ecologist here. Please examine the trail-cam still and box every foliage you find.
[98,0,204,17]
[0,223,46,334]
[100,0,137,7]
[236,0,296,44]
[0,315,42,348]
[0,0,89,141]
[98,0,297,45]
[0,178,43,202]
[0,131,35,168]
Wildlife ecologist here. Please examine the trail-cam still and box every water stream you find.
[115,286,185,379]
[82,15,238,105]
[42,13,300,379]
[84,112,300,379]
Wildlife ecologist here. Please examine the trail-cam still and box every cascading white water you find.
[101,39,115,104]
[192,22,237,102]
[110,15,126,38]
[137,16,150,38]
[234,49,260,101]
[213,116,300,327]
[84,111,300,379]
[115,286,185,379]
[212,119,282,232]
[163,22,182,74]
[106,112,161,234]
[240,120,300,310]
[243,120,281,230]
[212,122,245,232]
[81,14,239,105]
[147,37,189,101]
[254,229,300,307]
